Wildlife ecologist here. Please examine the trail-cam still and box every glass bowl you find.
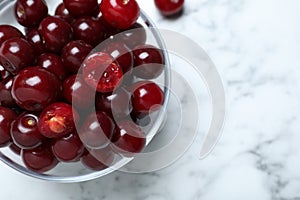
[0,0,171,182]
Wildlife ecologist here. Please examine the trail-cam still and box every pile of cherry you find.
[0,0,182,173]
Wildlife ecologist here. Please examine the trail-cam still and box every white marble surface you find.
[1,0,300,199]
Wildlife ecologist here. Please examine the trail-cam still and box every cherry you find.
[9,143,22,155]
[82,52,123,93]
[0,25,24,47]
[103,42,133,74]
[79,111,115,149]
[154,0,184,16]
[61,40,93,74]
[95,87,132,119]
[133,44,164,79]
[112,120,146,155]
[81,147,115,171]
[63,0,99,17]
[11,112,45,149]
[0,106,17,147]
[72,16,106,47]
[51,131,84,162]
[0,37,36,75]
[63,74,94,110]
[38,16,73,53]
[100,0,140,30]
[55,3,74,24]
[38,102,79,138]
[0,76,17,107]
[117,23,146,49]
[25,28,46,56]
[131,81,164,114]
[21,143,59,173]
[37,53,69,80]
[12,67,62,111]
[14,0,48,28]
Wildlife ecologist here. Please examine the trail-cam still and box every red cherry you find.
[61,40,93,74]
[0,106,17,147]
[14,0,48,28]
[154,0,184,16]
[63,0,99,17]
[0,38,36,75]
[82,52,123,93]
[131,81,164,114]
[0,25,24,47]
[11,67,62,112]
[112,120,146,155]
[25,28,46,56]
[51,131,84,162]
[55,3,74,24]
[81,147,115,171]
[95,87,132,120]
[38,16,73,53]
[62,74,94,110]
[21,143,59,173]
[11,112,45,149]
[133,44,164,79]
[79,111,115,149]
[0,76,17,107]
[72,16,106,47]
[37,53,69,80]
[100,0,140,29]
[38,102,79,138]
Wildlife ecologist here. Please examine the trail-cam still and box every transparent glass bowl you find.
[0,0,171,182]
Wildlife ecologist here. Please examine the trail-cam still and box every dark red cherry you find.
[81,147,115,171]
[112,120,146,155]
[82,52,123,93]
[9,143,22,155]
[51,131,84,162]
[21,143,59,173]
[117,23,146,49]
[133,44,164,79]
[95,87,132,119]
[38,16,73,53]
[25,28,46,56]
[63,74,94,110]
[0,106,17,147]
[37,53,68,80]
[100,0,140,29]
[0,37,36,75]
[79,111,115,149]
[61,40,93,74]
[0,25,24,47]
[103,42,133,74]
[0,76,16,107]
[72,16,106,47]
[55,3,74,24]
[38,102,79,138]
[11,112,45,149]
[154,0,184,16]
[11,67,62,112]
[14,0,48,28]
[131,81,164,114]
[63,0,99,17]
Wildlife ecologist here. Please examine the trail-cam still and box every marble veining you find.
[1,0,300,199]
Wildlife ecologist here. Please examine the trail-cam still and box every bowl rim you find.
[0,1,171,183]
